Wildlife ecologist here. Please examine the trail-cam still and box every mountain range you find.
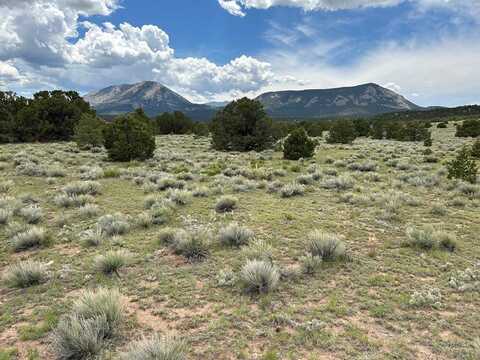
[84,81,422,120]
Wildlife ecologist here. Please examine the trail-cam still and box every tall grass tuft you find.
[218,223,254,247]
[307,231,346,261]
[3,260,48,288]
[240,260,280,294]
[122,335,187,360]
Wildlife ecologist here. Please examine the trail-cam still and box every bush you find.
[74,114,105,149]
[241,239,274,263]
[167,189,192,206]
[404,226,456,251]
[240,260,280,294]
[327,120,357,144]
[280,182,305,198]
[72,288,123,338]
[455,119,480,138]
[52,314,107,359]
[283,128,316,160]
[471,139,480,159]
[211,98,273,152]
[78,204,100,218]
[104,111,155,161]
[52,288,124,359]
[10,226,49,252]
[0,208,11,225]
[158,227,180,246]
[307,231,346,261]
[3,260,48,288]
[218,223,254,247]
[94,250,131,275]
[321,175,354,191]
[404,226,436,249]
[81,228,104,247]
[150,203,173,225]
[437,232,457,252]
[171,230,210,261]
[446,146,478,184]
[96,213,130,237]
[300,254,323,275]
[215,195,238,213]
[122,335,187,360]
[19,205,43,224]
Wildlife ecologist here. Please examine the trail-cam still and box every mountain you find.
[255,83,422,119]
[85,81,422,121]
[84,81,215,120]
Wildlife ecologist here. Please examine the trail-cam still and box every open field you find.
[1,124,479,359]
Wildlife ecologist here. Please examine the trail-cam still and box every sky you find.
[0,0,479,107]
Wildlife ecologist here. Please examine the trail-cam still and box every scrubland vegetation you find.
[1,93,480,359]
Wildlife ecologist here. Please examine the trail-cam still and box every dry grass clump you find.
[94,250,132,276]
[122,335,187,360]
[96,213,130,237]
[307,231,346,261]
[2,260,48,288]
[280,182,305,198]
[52,288,124,359]
[215,195,238,213]
[240,260,280,294]
[9,226,50,252]
[218,223,254,247]
[321,175,354,191]
[403,225,457,251]
[19,205,43,224]
[170,229,210,261]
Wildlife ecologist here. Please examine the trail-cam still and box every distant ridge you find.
[255,83,422,118]
[85,81,422,120]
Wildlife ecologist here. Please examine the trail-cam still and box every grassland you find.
[0,124,479,359]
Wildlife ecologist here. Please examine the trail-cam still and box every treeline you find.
[0,90,94,143]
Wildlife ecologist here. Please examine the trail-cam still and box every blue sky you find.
[1,0,479,106]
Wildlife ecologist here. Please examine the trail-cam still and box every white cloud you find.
[261,35,480,106]
[0,0,278,101]
[71,22,174,67]
[218,0,246,16]
[218,0,401,15]
[218,0,480,18]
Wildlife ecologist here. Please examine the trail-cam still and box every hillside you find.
[85,82,422,120]
[84,81,215,120]
[256,83,422,118]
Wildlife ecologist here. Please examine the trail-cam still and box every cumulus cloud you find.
[71,22,174,67]
[218,0,246,16]
[0,0,278,101]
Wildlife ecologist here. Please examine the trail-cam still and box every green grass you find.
[0,128,479,358]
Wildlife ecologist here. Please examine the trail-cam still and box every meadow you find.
[0,123,479,360]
